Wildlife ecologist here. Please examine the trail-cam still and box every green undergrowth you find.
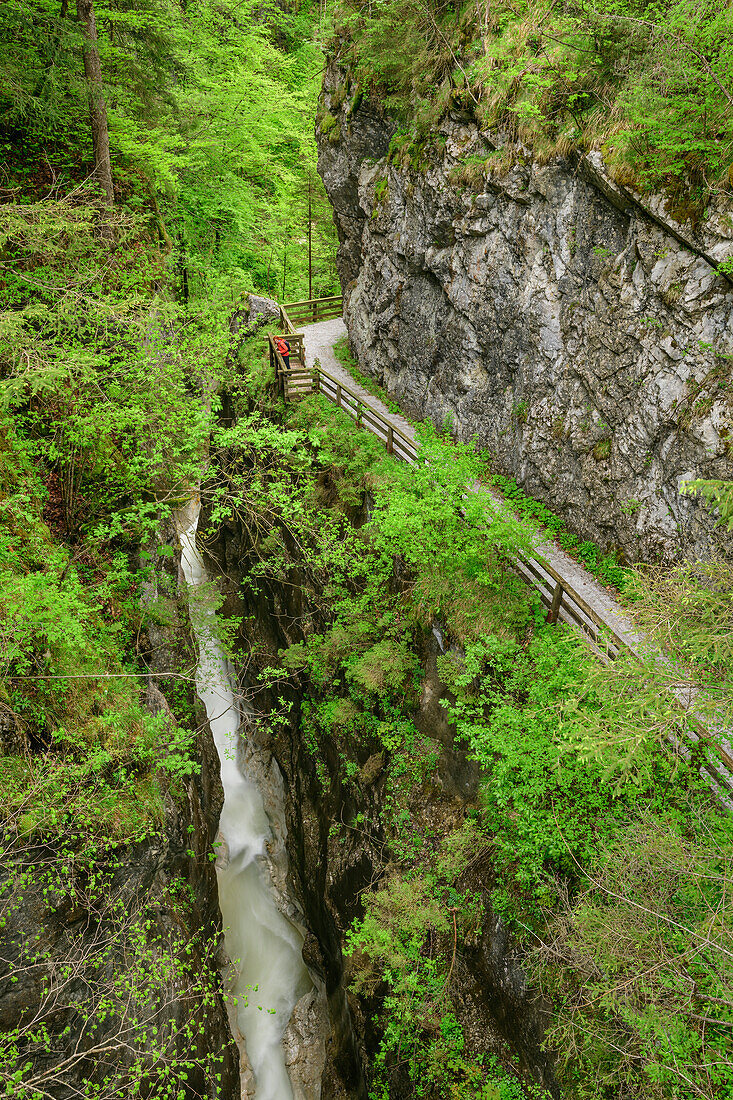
[0,422,186,843]
[0,421,221,1095]
[0,201,222,846]
[622,559,733,704]
[0,196,231,1094]
[0,0,340,1088]
[219,353,733,1100]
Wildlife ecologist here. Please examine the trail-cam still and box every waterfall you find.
[176,498,310,1100]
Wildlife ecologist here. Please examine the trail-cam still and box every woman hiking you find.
[274,335,290,371]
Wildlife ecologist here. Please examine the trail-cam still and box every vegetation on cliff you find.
[1,0,732,1094]
[330,0,733,207]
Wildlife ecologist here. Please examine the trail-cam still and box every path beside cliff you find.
[303,317,644,650]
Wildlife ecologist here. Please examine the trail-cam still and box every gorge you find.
[1,0,732,1098]
[176,495,320,1100]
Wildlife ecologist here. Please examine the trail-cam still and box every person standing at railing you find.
[274,336,290,371]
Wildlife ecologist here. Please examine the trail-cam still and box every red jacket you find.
[275,338,289,356]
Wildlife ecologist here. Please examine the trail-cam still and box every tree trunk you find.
[308,179,313,307]
[178,234,189,304]
[281,240,287,301]
[76,0,114,205]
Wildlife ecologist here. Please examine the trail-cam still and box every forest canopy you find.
[0,0,338,302]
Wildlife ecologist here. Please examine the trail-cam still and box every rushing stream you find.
[176,499,310,1099]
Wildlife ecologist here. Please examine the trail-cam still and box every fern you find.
[682,478,733,529]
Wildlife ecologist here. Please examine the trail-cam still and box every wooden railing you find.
[513,552,733,787]
[268,333,307,399]
[281,295,343,326]
[278,305,297,335]
[516,554,626,659]
[266,308,733,796]
[269,346,419,461]
[313,366,418,464]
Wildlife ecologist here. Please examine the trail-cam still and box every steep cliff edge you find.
[317,62,733,562]
[206,508,557,1100]
[199,387,566,1099]
[193,347,733,1100]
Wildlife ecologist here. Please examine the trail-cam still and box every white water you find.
[177,502,310,1100]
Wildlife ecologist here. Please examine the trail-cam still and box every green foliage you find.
[0,830,226,1097]
[530,815,733,1100]
[0,423,210,1087]
[347,637,420,698]
[0,413,199,836]
[0,0,337,304]
[623,559,733,695]
[0,194,225,542]
[372,422,535,578]
[511,399,528,425]
[173,0,338,301]
[0,0,341,1090]
[333,0,733,201]
[440,630,685,903]
[347,854,548,1100]
[682,478,733,529]
[221,354,733,1100]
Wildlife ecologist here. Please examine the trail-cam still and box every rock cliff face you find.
[317,62,733,562]
[206,502,370,1100]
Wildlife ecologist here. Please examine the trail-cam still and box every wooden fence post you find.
[357,401,362,426]
[547,581,564,624]
[387,425,394,454]
[336,383,341,408]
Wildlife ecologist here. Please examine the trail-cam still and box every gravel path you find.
[303,318,415,443]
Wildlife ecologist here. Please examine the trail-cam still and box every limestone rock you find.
[285,988,330,1100]
[246,293,280,330]
[317,62,733,562]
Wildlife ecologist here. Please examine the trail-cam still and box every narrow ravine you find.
[176,497,311,1100]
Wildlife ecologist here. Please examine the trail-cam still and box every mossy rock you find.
[593,438,612,461]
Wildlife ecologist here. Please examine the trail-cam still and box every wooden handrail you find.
[265,317,733,791]
[313,365,417,456]
[278,306,298,335]
[283,295,343,309]
[281,295,344,326]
